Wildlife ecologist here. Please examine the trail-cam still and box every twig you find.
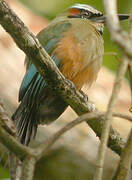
[0,124,35,161]
[0,98,35,161]
[112,128,132,180]
[128,10,132,113]
[36,112,102,160]
[0,104,129,162]
[128,62,132,113]
[94,56,129,180]
[113,112,132,122]
[35,111,128,160]
[0,92,130,163]
[21,157,36,180]
[0,99,16,136]
[93,0,132,179]
[10,154,22,180]
[103,0,132,59]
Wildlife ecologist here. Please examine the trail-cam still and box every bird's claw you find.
[79,90,89,102]
[87,101,97,112]
[65,79,76,90]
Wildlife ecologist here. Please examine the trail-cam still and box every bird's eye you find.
[84,12,90,16]
[81,10,91,18]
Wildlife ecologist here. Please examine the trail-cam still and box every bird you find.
[12,4,129,145]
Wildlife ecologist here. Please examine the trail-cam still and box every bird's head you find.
[67,4,103,20]
[57,4,129,35]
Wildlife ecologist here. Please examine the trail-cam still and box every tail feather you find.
[12,71,45,145]
[12,101,38,145]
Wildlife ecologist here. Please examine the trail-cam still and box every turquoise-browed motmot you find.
[12,4,129,145]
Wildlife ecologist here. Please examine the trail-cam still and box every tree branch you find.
[0,100,35,160]
[35,111,128,160]
[112,128,132,180]
[128,12,132,112]
[93,1,132,179]
[0,124,36,160]
[0,99,16,136]
[103,0,132,59]
[0,98,129,161]
[128,62,132,113]
[21,156,36,180]
[94,57,129,180]
[113,113,132,121]
[9,154,22,180]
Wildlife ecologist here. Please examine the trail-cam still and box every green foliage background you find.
[0,0,131,179]
[0,164,10,179]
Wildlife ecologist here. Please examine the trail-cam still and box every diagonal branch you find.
[0,99,16,136]
[0,100,35,161]
[35,111,128,160]
[0,97,130,161]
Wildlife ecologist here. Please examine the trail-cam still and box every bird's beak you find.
[93,14,130,23]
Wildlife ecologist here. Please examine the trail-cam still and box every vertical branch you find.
[103,0,120,33]
[94,0,132,179]
[21,157,36,180]
[112,128,132,180]
[128,11,132,112]
[10,154,22,180]
[128,62,132,112]
[94,58,129,180]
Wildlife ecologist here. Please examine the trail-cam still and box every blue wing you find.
[19,45,61,103]
[19,21,71,102]
[19,55,60,103]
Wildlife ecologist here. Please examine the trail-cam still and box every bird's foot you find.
[79,90,96,112]
[87,101,97,112]
[79,90,89,102]
[65,79,76,91]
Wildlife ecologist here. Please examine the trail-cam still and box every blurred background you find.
[0,0,132,179]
